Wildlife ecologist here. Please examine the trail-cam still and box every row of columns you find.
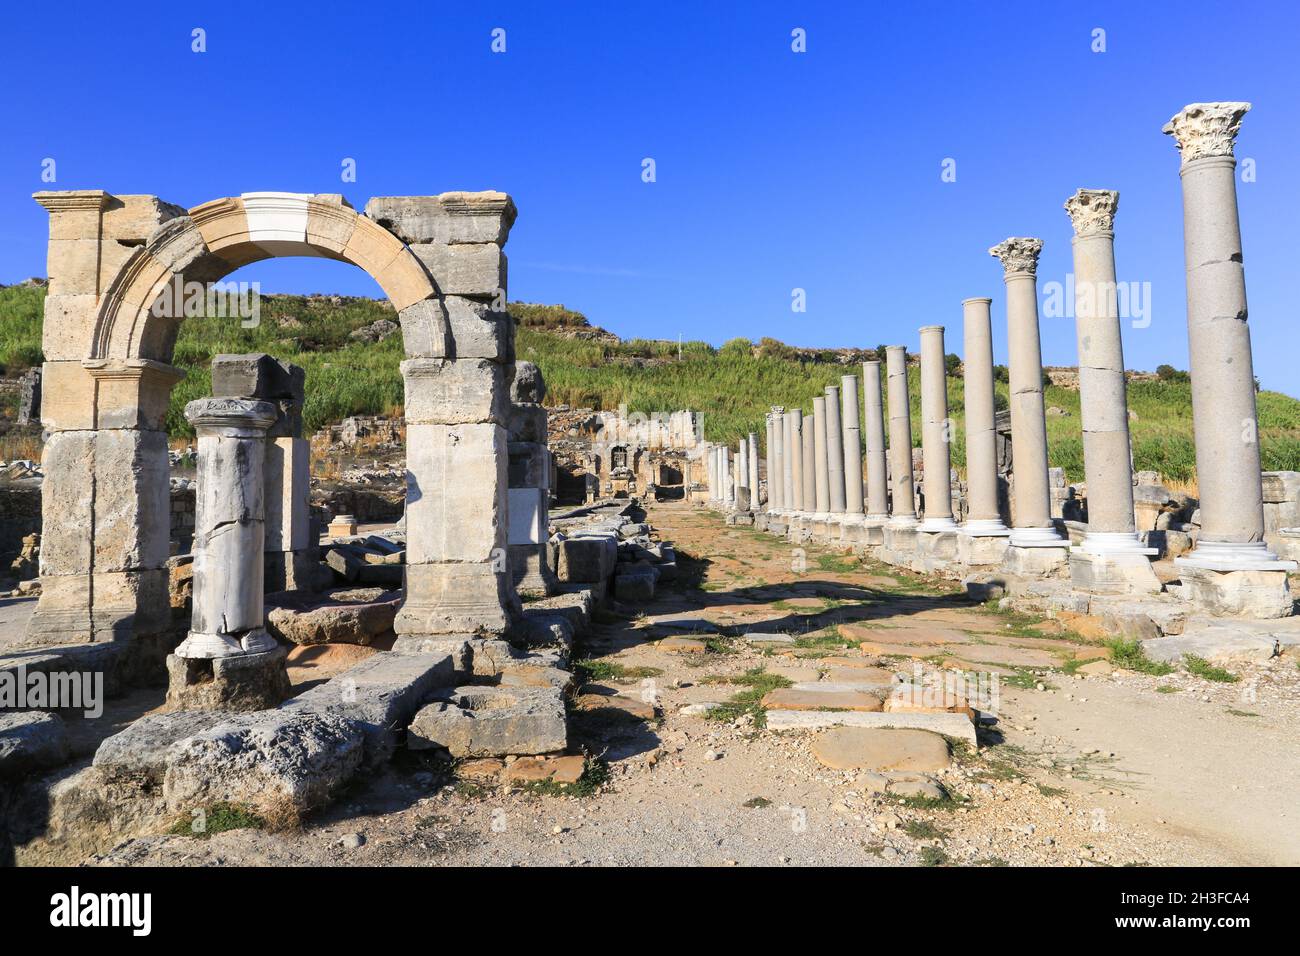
[748,101,1293,615]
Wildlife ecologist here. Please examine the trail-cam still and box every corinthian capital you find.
[988,237,1043,276]
[1162,102,1250,165]
[1064,188,1119,237]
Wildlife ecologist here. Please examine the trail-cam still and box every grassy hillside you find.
[3,286,1298,482]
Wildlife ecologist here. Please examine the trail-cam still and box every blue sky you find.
[3,1,1297,391]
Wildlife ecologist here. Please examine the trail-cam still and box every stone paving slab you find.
[764,708,978,745]
[761,687,885,712]
[810,726,951,772]
[1142,623,1282,664]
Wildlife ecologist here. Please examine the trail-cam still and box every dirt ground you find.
[27,502,1300,867]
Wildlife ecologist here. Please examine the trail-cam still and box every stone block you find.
[402,358,508,425]
[407,685,567,758]
[404,423,506,563]
[1001,544,1069,579]
[957,532,1009,566]
[397,297,452,358]
[1175,566,1293,619]
[265,437,310,551]
[92,428,171,573]
[614,567,656,602]
[283,650,455,767]
[41,295,99,362]
[364,192,517,246]
[165,648,292,712]
[102,194,186,241]
[162,711,364,817]
[93,710,228,786]
[0,711,70,778]
[409,243,507,298]
[1141,623,1280,664]
[39,361,98,432]
[555,535,617,583]
[762,709,977,746]
[211,353,304,400]
[1068,550,1162,595]
[266,590,400,645]
[397,561,514,636]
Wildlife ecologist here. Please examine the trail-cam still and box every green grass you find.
[704,667,792,727]
[6,285,1297,482]
[1105,638,1175,676]
[167,801,266,838]
[571,659,663,684]
[1155,684,1179,694]
[1182,654,1239,683]
[903,819,948,841]
[918,846,951,866]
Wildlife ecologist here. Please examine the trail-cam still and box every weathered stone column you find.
[1063,189,1160,593]
[167,397,290,711]
[765,414,778,513]
[782,411,796,512]
[769,408,785,514]
[801,410,817,514]
[958,298,1012,566]
[918,326,957,531]
[789,409,806,517]
[862,360,890,544]
[824,385,847,518]
[1163,102,1295,614]
[748,431,761,509]
[508,361,560,597]
[885,347,917,527]
[841,374,865,516]
[989,238,1068,573]
[812,397,831,518]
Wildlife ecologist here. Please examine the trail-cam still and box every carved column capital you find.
[1162,102,1250,166]
[988,237,1044,277]
[1064,189,1119,237]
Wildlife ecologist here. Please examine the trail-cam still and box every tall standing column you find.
[885,346,917,526]
[789,410,806,515]
[918,326,958,530]
[782,411,796,511]
[768,410,783,513]
[841,375,864,516]
[960,298,1011,536]
[748,432,760,509]
[1164,102,1293,580]
[801,411,817,513]
[765,415,777,513]
[863,360,890,523]
[989,238,1065,548]
[824,385,847,515]
[1064,188,1153,559]
[812,397,830,516]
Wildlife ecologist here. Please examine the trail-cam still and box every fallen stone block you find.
[0,711,70,778]
[556,535,617,583]
[761,687,885,712]
[810,727,951,772]
[614,568,656,602]
[266,589,401,646]
[408,685,567,758]
[325,547,364,582]
[658,636,708,654]
[573,692,656,721]
[502,754,585,786]
[282,651,455,767]
[741,632,795,646]
[163,711,363,818]
[1141,623,1280,665]
[93,710,230,788]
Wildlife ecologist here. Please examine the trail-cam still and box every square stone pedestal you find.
[1174,565,1294,618]
[838,517,865,546]
[881,524,918,568]
[1001,544,1070,579]
[958,533,1010,567]
[809,515,832,541]
[914,530,958,573]
[165,647,291,712]
[766,515,789,537]
[858,520,887,548]
[1069,550,1162,595]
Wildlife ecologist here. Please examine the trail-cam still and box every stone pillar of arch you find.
[26,188,521,650]
[1163,103,1295,616]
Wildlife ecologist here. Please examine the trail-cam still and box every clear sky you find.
[2,1,1297,391]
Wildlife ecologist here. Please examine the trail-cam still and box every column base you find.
[961,519,1012,537]
[838,514,867,545]
[915,529,959,572]
[1173,564,1295,619]
[881,523,919,567]
[957,532,1010,567]
[1009,526,1069,549]
[1073,531,1158,557]
[860,515,889,547]
[175,626,278,659]
[165,647,291,712]
[396,562,517,637]
[1175,540,1297,572]
[918,515,959,532]
[1068,550,1162,595]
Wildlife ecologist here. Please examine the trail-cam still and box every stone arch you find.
[91,194,436,363]
[27,189,519,649]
